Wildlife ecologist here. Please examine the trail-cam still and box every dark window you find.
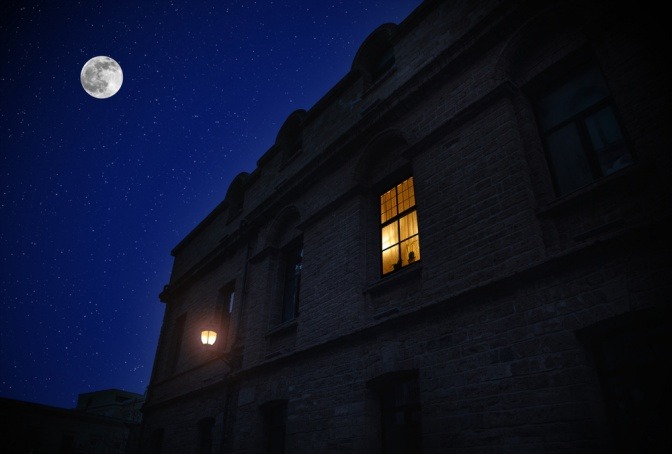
[372,46,395,81]
[369,371,422,454]
[218,282,235,350]
[168,314,186,374]
[533,62,633,195]
[150,428,164,454]
[58,433,75,454]
[280,242,302,323]
[579,308,666,452]
[197,418,215,454]
[262,400,288,454]
[380,177,421,276]
[286,135,302,161]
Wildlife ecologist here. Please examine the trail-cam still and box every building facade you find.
[140,0,671,452]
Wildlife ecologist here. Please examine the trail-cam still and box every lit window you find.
[380,177,421,276]
[533,62,633,195]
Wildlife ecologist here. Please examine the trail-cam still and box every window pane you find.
[381,222,399,250]
[382,245,400,275]
[396,177,416,213]
[380,188,398,224]
[584,106,633,176]
[398,211,418,242]
[546,123,594,195]
[281,246,302,323]
[400,236,420,267]
[537,65,610,131]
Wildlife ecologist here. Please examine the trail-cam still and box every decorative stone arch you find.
[352,23,398,89]
[265,205,302,249]
[275,109,307,165]
[494,4,590,86]
[225,172,249,221]
[353,128,409,185]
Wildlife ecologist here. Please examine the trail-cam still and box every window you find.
[168,314,186,374]
[533,62,633,195]
[218,282,235,350]
[150,428,164,454]
[196,418,215,454]
[579,308,666,452]
[262,400,288,454]
[368,371,423,454]
[280,242,302,323]
[352,24,397,90]
[372,45,395,82]
[58,433,75,454]
[380,177,421,276]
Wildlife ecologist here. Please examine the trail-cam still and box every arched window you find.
[224,172,248,222]
[275,110,306,165]
[352,24,398,90]
[354,130,421,277]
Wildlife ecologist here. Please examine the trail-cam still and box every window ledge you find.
[537,163,641,217]
[364,263,423,295]
[265,319,298,339]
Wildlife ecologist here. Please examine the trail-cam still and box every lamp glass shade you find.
[201,330,217,346]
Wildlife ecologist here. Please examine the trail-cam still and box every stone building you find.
[140,0,671,452]
[1,390,143,453]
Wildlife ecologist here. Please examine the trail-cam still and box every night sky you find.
[1,0,423,409]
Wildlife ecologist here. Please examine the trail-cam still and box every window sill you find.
[537,163,641,217]
[265,319,298,339]
[364,263,423,295]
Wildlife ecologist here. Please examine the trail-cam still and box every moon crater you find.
[81,56,123,99]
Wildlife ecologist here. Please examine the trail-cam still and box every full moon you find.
[80,56,123,99]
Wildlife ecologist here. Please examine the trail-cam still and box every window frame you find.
[217,281,235,352]
[278,239,303,324]
[368,370,423,454]
[261,399,288,454]
[167,313,186,375]
[379,176,421,277]
[531,60,634,196]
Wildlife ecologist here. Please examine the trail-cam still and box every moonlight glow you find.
[80,56,123,99]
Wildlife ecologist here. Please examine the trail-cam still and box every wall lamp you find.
[200,329,242,369]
